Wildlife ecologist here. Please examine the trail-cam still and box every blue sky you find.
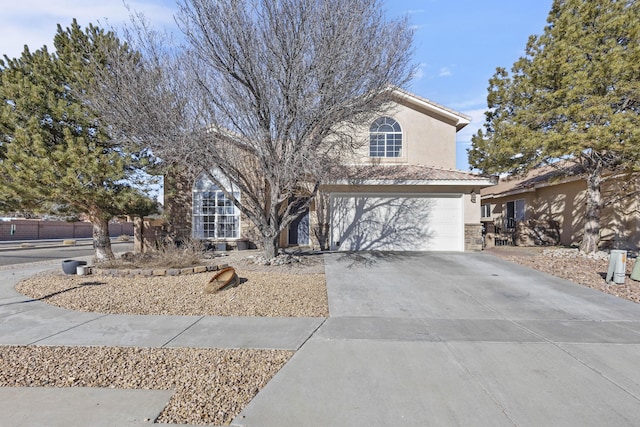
[1,0,553,170]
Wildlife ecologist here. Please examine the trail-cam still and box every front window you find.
[481,203,491,218]
[193,175,240,239]
[369,117,402,157]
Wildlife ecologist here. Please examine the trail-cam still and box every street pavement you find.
[1,251,640,426]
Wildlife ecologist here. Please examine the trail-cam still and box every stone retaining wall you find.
[90,263,228,277]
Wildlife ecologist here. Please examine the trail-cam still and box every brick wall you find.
[0,220,133,241]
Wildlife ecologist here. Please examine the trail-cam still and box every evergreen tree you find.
[0,20,155,260]
[469,0,640,253]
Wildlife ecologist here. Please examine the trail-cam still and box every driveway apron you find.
[234,252,640,427]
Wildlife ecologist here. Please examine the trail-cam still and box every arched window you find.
[192,174,240,239]
[369,117,402,158]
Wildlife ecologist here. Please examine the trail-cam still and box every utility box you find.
[631,258,640,282]
[606,249,627,284]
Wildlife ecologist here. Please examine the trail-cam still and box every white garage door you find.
[330,194,463,251]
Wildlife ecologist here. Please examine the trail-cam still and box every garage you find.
[330,193,463,251]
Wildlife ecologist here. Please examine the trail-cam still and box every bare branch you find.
[88,0,415,257]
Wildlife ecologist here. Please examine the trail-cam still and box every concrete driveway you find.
[235,252,640,426]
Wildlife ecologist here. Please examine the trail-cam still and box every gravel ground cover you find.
[7,247,640,425]
[486,246,640,304]
[3,250,325,425]
[16,269,328,317]
[0,345,292,425]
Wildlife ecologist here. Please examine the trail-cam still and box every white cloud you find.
[1,0,176,59]
[439,67,452,77]
[413,62,428,80]
[449,95,488,111]
[457,108,488,141]
[455,108,489,170]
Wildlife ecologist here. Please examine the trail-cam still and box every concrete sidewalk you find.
[0,260,323,426]
[3,252,640,426]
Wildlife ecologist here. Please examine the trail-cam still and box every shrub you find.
[98,239,206,269]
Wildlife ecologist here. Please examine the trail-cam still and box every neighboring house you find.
[164,88,496,252]
[481,165,640,250]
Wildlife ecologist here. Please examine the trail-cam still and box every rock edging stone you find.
[91,263,228,277]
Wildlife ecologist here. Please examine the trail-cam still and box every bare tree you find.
[91,0,414,258]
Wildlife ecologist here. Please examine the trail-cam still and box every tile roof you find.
[336,164,497,183]
[481,162,584,197]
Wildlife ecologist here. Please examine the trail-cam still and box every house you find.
[163,89,496,252]
[480,165,640,250]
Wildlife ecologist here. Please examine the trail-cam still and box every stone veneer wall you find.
[164,169,196,243]
[464,223,483,251]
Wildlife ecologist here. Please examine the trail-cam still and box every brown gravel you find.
[16,270,328,317]
[4,250,325,426]
[15,250,328,317]
[0,345,292,426]
[486,246,640,304]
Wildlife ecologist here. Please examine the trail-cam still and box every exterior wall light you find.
[470,189,477,203]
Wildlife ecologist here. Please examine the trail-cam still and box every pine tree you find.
[0,20,155,260]
[469,0,640,253]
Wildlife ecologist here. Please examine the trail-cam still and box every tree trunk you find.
[579,170,603,254]
[92,216,115,261]
[313,191,330,251]
[263,233,279,259]
[134,216,144,254]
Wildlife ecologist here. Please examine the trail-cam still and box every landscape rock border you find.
[91,262,228,277]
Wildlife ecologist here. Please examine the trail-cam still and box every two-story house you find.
[163,88,496,252]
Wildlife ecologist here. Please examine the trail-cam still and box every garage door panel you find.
[331,195,462,251]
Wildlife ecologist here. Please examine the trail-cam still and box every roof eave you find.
[329,178,497,186]
[390,88,471,131]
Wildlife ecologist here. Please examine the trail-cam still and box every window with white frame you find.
[369,117,402,157]
[481,203,491,218]
[192,175,240,239]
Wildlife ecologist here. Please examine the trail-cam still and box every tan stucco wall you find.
[531,180,585,246]
[352,102,457,169]
[482,177,640,250]
[464,193,481,223]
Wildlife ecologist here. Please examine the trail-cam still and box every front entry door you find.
[289,209,310,246]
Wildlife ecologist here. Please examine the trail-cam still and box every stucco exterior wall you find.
[482,176,640,250]
[352,102,457,169]
[161,91,485,252]
[463,193,480,223]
